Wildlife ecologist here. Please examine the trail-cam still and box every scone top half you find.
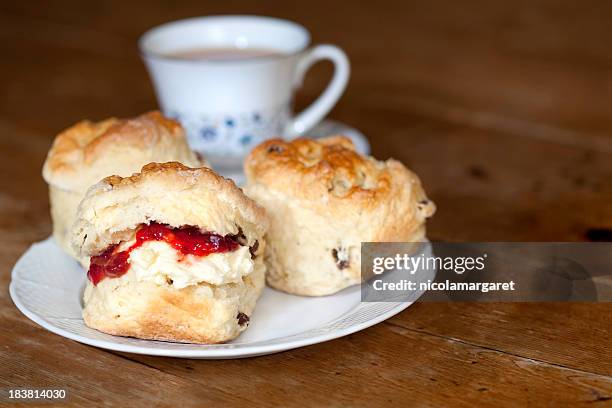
[244,136,435,296]
[73,162,266,261]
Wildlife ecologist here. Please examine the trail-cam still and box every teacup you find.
[139,15,350,169]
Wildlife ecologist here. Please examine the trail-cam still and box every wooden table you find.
[1,1,611,406]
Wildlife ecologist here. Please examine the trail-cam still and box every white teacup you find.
[139,15,350,168]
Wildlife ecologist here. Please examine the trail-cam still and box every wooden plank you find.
[0,303,245,407]
[390,303,612,377]
[109,321,612,407]
[363,113,612,242]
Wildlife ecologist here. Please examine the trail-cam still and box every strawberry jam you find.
[87,222,240,285]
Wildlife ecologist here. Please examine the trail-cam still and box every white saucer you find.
[10,238,417,359]
[216,119,370,184]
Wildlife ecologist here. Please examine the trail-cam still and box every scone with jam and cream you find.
[71,162,267,344]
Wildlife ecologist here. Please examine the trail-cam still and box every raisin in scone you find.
[43,111,204,259]
[71,162,267,344]
[244,136,435,296]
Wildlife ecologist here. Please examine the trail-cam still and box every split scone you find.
[244,136,435,296]
[42,111,203,259]
[71,162,267,344]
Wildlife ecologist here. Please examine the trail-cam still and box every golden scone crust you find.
[43,111,202,191]
[42,111,204,259]
[244,136,435,296]
[72,162,268,258]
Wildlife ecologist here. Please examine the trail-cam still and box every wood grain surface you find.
[1,0,611,406]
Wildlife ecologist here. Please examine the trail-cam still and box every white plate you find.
[10,238,421,359]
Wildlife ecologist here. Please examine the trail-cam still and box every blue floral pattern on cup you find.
[166,105,290,158]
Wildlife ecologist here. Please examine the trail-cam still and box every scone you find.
[244,136,435,296]
[42,111,203,259]
[71,162,267,344]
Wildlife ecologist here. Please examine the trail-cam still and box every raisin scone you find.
[71,162,267,344]
[244,136,435,296]
[43,111,204,260]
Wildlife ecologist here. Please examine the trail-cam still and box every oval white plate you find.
[10,238,421,359]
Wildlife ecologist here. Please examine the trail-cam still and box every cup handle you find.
[284,44,350,138]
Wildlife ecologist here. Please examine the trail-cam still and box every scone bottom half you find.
[245,136,436,296]
[73,162,268,344]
